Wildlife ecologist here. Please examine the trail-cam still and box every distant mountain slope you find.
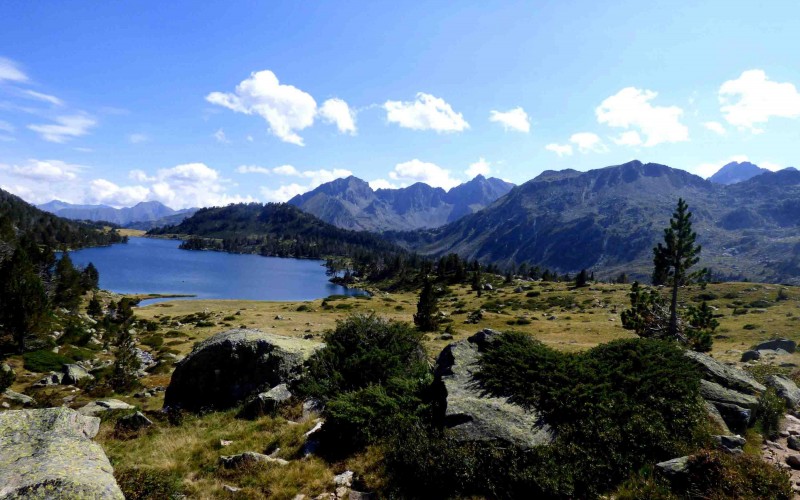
[38,200,197,227]
[395,160,800,284]
[708,161,769,184]
[0,188,125,254]
[288,175,514,231]
[148,202,401,259]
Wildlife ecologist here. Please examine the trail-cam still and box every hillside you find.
[288,175,514,232]
[148,202,401,259]
[38,200,197,228]
[0,188,126,253]
[395,160,800,284]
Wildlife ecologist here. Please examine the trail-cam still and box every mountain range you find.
[391,160,800,283]
[288,174,514,232]
[708,161,771,185]
[37,200,198,228]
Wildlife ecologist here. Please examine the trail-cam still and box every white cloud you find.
[703,121,726,135]
[28,114,96,143]
[612,130,643,146]
[596,87,688,146]
[214,128,229,143]
[241,164,353,202]
[489,107,530,132]
[570,132,608,153]
[0,159,85,203]
[2,159,81,182]
[384,93,469,132]
[23,90,63,106]
[545,143,573,157]
[207,70,325,146]
[129,169,154,182]
[691,154,774,179]
[319,98,357,134]
[388,159,461,189]
[88,179,150,207]
[368,179,398,190]
[128,133,149,144]
[465,158,491,178]
[0,57,27,83]
[719,69,800,131]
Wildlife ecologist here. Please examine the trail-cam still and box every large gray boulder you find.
[0,407,123,499]
[699,380,759,410]
[78,399,135,417]
[684,351,765,395]
[765,374,800,408]
[434,329,554,449]
[164,329,322,411]
[754,338,796,353]
[62,364,94,385]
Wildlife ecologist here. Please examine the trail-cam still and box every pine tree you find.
[81,262,100,290]
[54,252,83,310]
[575,269,589,288]
[0,248,49,353]
[87,293,103,318]
[414,279,440,332]
[110,328,141,392]
[471,265,483,298]
[652,199,705,339]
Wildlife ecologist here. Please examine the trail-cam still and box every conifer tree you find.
[575,269,589,288]
[54,252,83,310]
[0,248,49,353]
[414,279,440,332]
[652,198,705,338]
[472,264,483,298]
[110,328,141,392]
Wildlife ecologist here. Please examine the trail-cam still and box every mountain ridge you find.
[288,174,514,232]
[38,199,198,227]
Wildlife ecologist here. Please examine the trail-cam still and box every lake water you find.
[67,237,364,304]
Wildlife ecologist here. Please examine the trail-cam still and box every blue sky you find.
[1,1,799,208]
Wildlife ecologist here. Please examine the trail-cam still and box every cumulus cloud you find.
[719,69,800,132]
[0,57,27,83]
[703,121,726,135]
[368,179,398,190]
[384,93,469,132]
[596,87,688,146]
[0,159,85,203]
[465,158,491,178]
[23,90,63,106]
[489,107,530,132]
[1,159,81,182]
[545,143,573,157]
[319,98,357,134]
[241,164,353,202]
[570,132,608,153]
[28,114,96,143]
[612,131,643,146]
[386,159,461,189]
[206,70,356,145]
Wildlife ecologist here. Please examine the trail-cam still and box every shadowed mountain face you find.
[288,175,514,231]
[394,160,800,284]
[708,161,770,185]
[38,200,197,228]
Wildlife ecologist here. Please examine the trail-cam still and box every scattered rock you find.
[765,375,800,408]
[223,485,241,493]
[483,283,493,291]
[303,398,324,419]
[2,389,35,406]
[238,384,293,419]
[78,399,135,417]
[333,470,354,488]
[787,455,800,470]
[656,455,690,480]
[754,338,797,353]
[433,329,554,449]
[164,329,322,411]
[713,434,746,453]
[439,333,454,341]
[220,439,233,447]
[219,451,289,469]
[62,363,94,385]
[788,436,800,451]
[700,380,759,410]
[705,401,730,434]
[740,350,760,362]
[115,411,153,432]
[33,371,64,387]
[0,407,123,498]
[712,402,752,434]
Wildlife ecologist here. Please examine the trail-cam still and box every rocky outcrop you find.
[765,375,800,408]
[685,351,766,433]
[238,384,293,419]
[0,407,123,498]
[78,399,135,417]
[62,364,94,385]
[754,338,796,353]
[164,329,322,411]
[433,329,554,449]
[219,451,288,468]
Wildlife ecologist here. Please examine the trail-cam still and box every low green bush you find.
[140,335,164,349]
[755,388,785,439]
[23,350,74,373]
[678,450,791,499]
[115,467,183,500]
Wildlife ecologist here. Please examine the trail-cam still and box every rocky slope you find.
[38,200,197,228]
[709,161,770,185]
[288,175,514,232]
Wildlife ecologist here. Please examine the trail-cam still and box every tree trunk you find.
[669,273,679,338]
